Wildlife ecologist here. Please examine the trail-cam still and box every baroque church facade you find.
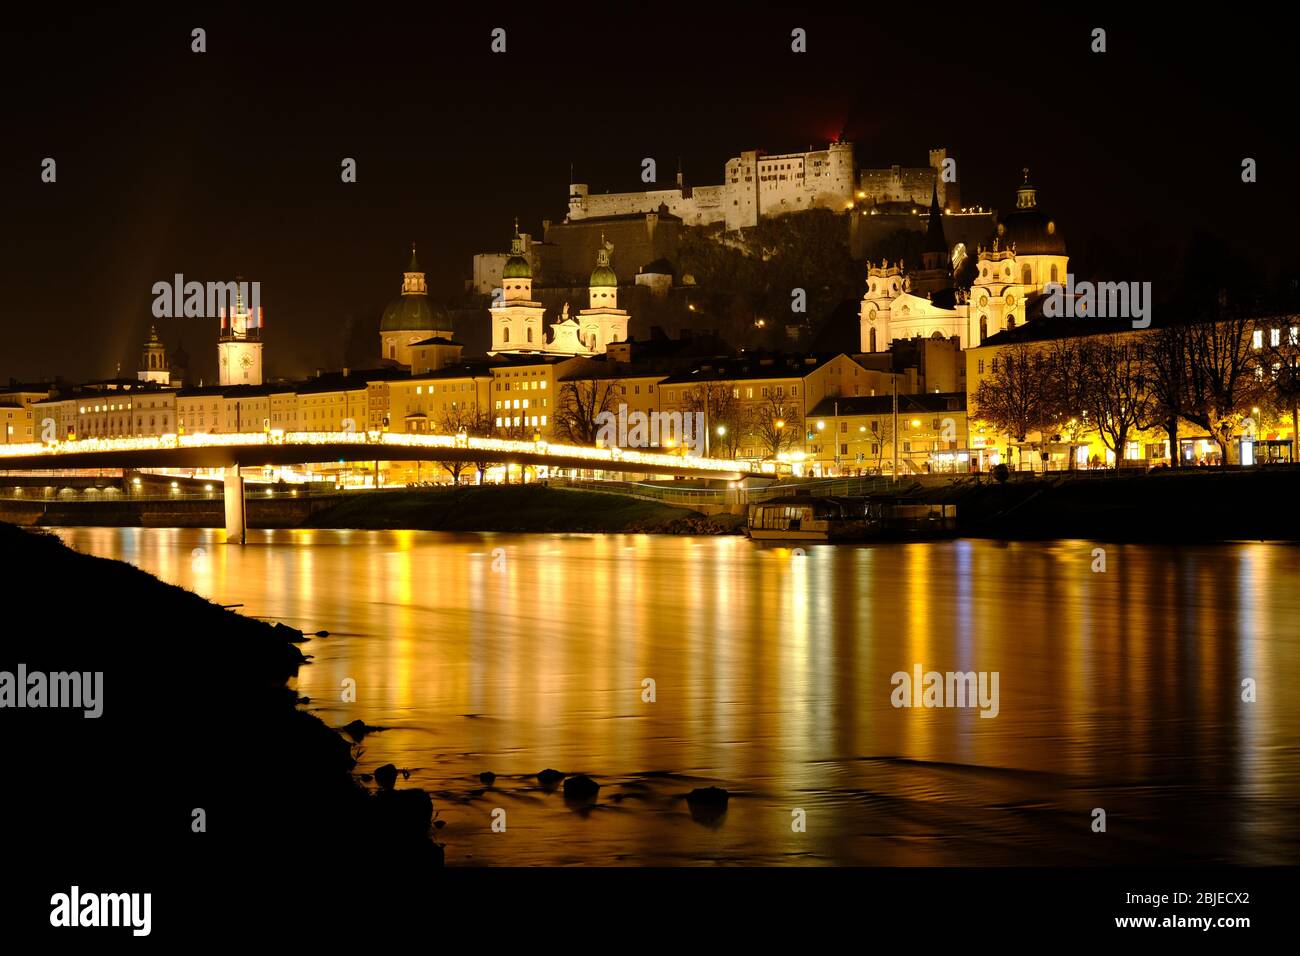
[489,225,628,358]
[860,171,1069,353]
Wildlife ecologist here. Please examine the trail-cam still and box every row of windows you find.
[495,415,547,428]
[413,383,475,394]
[662,384,800,402]
[1253,327,1300,349]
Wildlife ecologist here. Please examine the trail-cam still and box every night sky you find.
[0,6,1292,384]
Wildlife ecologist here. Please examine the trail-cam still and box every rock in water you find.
[374,763,398,790]
[341,719,378,742]
[686,786,729,807]
[537,768,566,788]
[563,774,600,802]
[685,786,730,827]
[479,771,497,786]
[273,622,306,643]
[315,630,330,637]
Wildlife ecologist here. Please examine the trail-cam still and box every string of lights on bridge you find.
[0,431,757,476]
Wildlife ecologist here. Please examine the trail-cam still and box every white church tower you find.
[577,237,628,353]
[490,220,547,353]
[218,283,263,386]
[859,260,904,353]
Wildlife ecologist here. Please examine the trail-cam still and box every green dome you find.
[503,255,531,279]
[589,241,617,287]
[381,295,447,333]
[503,223,531,279]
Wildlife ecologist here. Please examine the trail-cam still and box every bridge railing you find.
[549,473,910,506]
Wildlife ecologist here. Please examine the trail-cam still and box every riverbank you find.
[5,468,1297,541]
[0,519,442,931]
[918,467,1300,542]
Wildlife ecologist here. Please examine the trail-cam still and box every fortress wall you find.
[539,217,683,284]
[859,167,951,207]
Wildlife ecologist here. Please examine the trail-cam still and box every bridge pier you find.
[223,471,246,544]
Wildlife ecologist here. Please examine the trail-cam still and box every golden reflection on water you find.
[55,528,1300,866]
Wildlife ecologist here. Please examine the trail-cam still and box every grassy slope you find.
[306,485,744,533]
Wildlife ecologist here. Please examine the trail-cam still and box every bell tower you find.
[138,325,170,385]
[490,220,546,353]
[578,236,628,354]
[218,281,264,386]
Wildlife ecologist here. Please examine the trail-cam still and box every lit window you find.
[1253,330,1264,349]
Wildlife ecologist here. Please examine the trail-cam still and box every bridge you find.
[0,431,756,542]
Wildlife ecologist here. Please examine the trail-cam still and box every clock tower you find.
[218,283,264,386]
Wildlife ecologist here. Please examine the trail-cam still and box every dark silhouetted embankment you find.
[0,520,441,933]
[916,468,1300,542]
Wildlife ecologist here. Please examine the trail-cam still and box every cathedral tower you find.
[138,325,170,385]
[490,220,547,353]
[577,236,629,353]
[380,244,454,366]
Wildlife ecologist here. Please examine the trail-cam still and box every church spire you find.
[920,181,949,272]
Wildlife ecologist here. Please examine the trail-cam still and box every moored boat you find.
[747,494,956,542]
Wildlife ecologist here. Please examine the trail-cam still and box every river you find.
[53,527,1300,866]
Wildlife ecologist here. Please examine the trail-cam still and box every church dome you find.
[503,254,531,279]
[503,221,531,279]
[997,170,1065,256]
[381,294,447,332]
[381,245,448,332]
[999,209,1065,256]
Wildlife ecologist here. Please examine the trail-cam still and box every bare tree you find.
[972,344,1057,471]
[554,376,621,445]
[452,408,498,484]
[1076,335,1157,465]
[435,403,484,484]
[1184,312,1264,465]
[1045,338,1091,468]
[870,415,893,475]
[682,381,742,457]
[1142,322,1192,467]
[747,393,801,460]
